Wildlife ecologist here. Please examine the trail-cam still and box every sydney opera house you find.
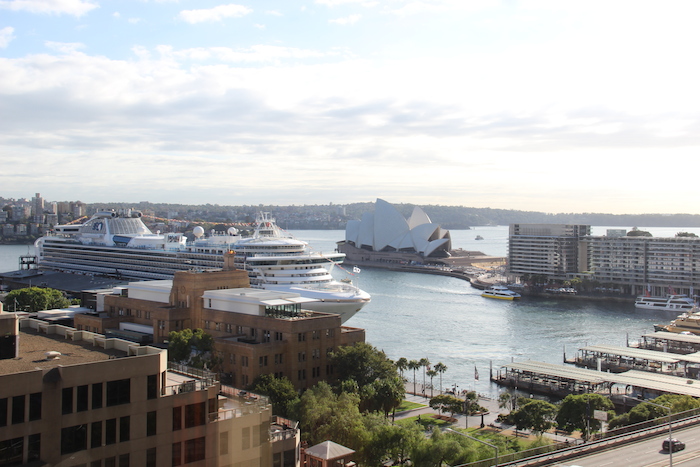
[337,199,452,264]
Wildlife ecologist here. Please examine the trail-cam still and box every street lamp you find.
[446,428,498,467]
[623,395,673,467]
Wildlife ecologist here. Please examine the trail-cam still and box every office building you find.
[0,312,299,466]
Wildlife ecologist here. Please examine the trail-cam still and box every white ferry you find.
[654,309,700,335]
[481,285,521,300]
[35,210,370,323]
[634,294,696,312]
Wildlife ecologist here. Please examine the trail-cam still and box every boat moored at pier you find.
[635,294,696,311]
[35,210,370,323]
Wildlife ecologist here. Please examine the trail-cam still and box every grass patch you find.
[396,400,426,412]
[395,414,455,430]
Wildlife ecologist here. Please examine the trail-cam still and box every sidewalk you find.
[397,382,579,443]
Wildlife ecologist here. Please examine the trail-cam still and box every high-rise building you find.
[507,224,591,280]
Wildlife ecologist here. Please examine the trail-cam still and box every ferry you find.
[635,294,696,311]
[654,309,700,335]
[481,285,521,300]
[34,210,370,323]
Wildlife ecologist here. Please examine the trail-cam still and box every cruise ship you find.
[34,210,370,323]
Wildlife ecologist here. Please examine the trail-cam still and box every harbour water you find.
[2,225,700,397]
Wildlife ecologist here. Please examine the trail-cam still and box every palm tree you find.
[395,357,408,380]
[426,369,438,397]
[419,357,430,396]
[408,360,420,395]
[434,362,447,394]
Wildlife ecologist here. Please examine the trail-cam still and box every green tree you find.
[408,360,420,395]
[677,232,698,238]
[395,357,408,379]
[419,357,430,395]
[511,399,558,435]
[429,394,463,417]
[250,374,299,418]
[330,342,398,388]
[426,369,438,397]
[434,362,447,394]
[555,393,614,440]
[3,287,70,312]
[167,328,218,370]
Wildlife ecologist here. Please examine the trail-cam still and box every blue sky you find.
[1,1,700,214]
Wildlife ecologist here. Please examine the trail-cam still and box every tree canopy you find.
[167,328,219,370]
[3,287,70,312]
[250,374,299,418]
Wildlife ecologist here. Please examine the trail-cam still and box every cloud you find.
[0,0,98,16]
[0,26,14,48]
[45,41,85,53]
[329,14,361,25]
[177,4,252,24]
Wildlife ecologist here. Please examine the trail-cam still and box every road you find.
[549,425,700,467]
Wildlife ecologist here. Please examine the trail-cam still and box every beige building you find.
[0,312,299,466]
[74,265,365,392]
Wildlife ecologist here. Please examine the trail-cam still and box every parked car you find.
[662,438,685,452]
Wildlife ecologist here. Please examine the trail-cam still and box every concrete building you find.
[580,234,700,296]
[0,312,299,466]
[74,266,365,392]
[507,224,591,280]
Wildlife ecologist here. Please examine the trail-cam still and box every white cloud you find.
[0,0,98,16]
[265,10,282,16]
[128,17,142,24]
[177,4,252,24]
[0,26,15,48]
[329,14,361,25]
[45,41,85,53]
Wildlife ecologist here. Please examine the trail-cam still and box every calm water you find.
[2,226,700,396]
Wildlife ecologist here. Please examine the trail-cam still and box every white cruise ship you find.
[635,294,696,312]
[35,210,370,323]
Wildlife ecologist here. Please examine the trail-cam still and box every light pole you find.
[623,396,673,467]
[446,428,498,467]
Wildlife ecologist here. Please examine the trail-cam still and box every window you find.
[147,411,157,436]
[61,424,88,454]
[77,385,88,412]
[275,331,283,341]
[259,355,268,367]
[173,407,182,431]
[92,382,103,409]
[0,437,23,465]
[298,352,306,362]
[185,437,206,463]
[91,421,102,448]
[62,387,73,414]
[27,433,40,462]
[105,418,117,445]
[119,416,130,442]
[298,332,306,342]
[147,374,158,400]
[146,447,157,467]
[119,453,130,467]
[12,395,24,424]
[242,427,251,450]
[185,402,206,428]
[172,442,182,466]
[0,398,6,427]
[312,330,320,340]
[106,379,130,406]
[29,392,42,421]
[220,432,229,455]
[326,329,335,337]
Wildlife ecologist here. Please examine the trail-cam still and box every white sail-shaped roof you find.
[344,199,451,257]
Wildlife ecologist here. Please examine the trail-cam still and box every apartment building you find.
[581,234,700,296]
[75,268,366,392]
[507,224,591,280]
[0,312,298,466]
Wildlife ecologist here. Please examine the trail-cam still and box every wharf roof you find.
[499,361,700,397]
[578,345,683,363]
[641,332,700,345]
[0,327,126,375]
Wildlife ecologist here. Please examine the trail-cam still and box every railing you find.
[168,362,217,385]
[454,408,700,467]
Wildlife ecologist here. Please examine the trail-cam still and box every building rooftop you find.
[0,326,127,375]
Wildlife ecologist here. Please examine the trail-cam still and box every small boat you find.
[481,285,521,300]
[475,235,484,240]
[635,294,695,311]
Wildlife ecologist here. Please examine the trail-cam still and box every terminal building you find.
[507,224,700,297]
[0,311,299,466]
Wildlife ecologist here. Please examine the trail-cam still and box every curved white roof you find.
[344,199,451,257]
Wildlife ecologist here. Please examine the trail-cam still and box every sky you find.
[1,0,700,214]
